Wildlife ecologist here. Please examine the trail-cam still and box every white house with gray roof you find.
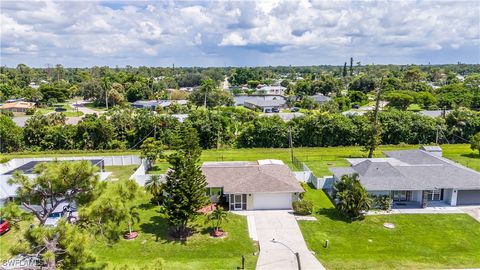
[202,160,304,210]
[330,146,480,207]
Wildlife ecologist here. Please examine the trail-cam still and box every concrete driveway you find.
[460,206,480,222]
[238,210,325,270]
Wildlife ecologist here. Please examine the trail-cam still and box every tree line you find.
[1,106,479,153]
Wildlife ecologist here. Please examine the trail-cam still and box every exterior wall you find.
[247,193,254,210]
[411,191,423,202]
[450,189,458,206]
[292,192,300,202]
[444,189,453,205]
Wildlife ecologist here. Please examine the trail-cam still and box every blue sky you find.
[1,0,479,67]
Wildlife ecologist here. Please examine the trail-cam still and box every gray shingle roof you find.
[244,99,286,107]
[329,150,480,191]
[202,160,304,194]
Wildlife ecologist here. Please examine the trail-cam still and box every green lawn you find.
[149,144,478,176]
[0,197,258,269]
[88,197,258,269]
[298,185,480,269]
[106,165,138,181]
[4,144,478,175]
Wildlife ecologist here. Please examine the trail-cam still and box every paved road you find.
[70,101,101,116]
[66,101,103,124]
[239,210,325,270]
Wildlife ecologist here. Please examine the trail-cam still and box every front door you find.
[234,194,243,210]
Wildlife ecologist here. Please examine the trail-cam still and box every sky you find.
[1,0,479,67]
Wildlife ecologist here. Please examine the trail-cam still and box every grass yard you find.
[298,185,480,269]
[2,144,478,175]
[87,195,258,270]
[106,165,138,181]
[149,144,479,176]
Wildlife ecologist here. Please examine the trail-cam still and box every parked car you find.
[54,107,67,112]
[0,219,10,235]
[272,107,280,113]
[44,202,78,227]
[290,107,299,112]
[351,104,360,109]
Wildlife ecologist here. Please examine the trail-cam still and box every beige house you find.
[202,160,304,210]
[0,101,35,113]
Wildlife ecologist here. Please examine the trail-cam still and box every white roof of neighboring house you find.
[418,110,452,118]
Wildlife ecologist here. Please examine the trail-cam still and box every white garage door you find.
[253,193,292,210]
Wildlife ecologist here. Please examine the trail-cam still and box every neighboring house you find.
[329,146,480,207]
[131,100,188,110]
[233,95,286,106]
[202,160,304,210]
[0,101,35,113]
[0,159,107,207]
[244,99,286,113]
[309,94,331,104]
[260,112,304,121]
[256,85,287,95]
[418,110,452,118]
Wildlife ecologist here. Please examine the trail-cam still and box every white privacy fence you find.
[128,159,167,187]
[292,159,334,190]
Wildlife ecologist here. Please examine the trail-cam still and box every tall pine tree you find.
[162,124,208,237]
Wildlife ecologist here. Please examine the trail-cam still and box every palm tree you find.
[127,206,140,235]
[145,175,164,205]
[334,173,372,219]
[207,207,229,233]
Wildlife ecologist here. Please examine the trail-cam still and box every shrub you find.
[372,195,392,210]
[25,108,36,115]
[292,200,313,215]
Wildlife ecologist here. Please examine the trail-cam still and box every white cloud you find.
[0,0,479,66]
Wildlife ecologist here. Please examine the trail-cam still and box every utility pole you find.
[105,89,108,110]
[289,126,294,162]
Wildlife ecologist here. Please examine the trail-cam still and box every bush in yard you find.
[333,173,372,219]
[293,200,314,215]
[372,195,392,211]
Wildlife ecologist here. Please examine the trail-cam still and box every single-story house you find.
[202,160,304,210]
[0,159,107,207]
[329,146,480,207]
[260,112,304,122]
[0,101,35,113]
[233,95,286,106]
[131,100,188,110]
[256,85,287,95]
[244,99,286,113]
[418,110,452,118]
[309,94,331,104]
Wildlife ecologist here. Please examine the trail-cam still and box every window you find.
[427,189,442,201]
[391,191,411,201]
